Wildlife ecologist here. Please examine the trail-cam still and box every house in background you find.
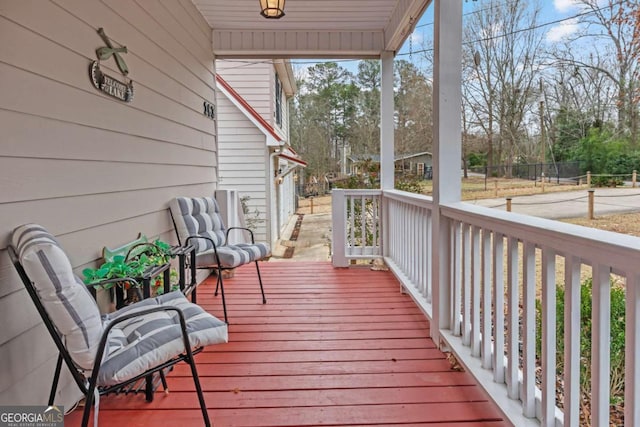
[348,154,381,176]
[347,152,433,179]
[215,60,306,247]
[395,151,433,178]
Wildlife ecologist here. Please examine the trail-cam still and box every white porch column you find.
[380,51,395,190]
[380,51,395,259]
[431,0,463,345]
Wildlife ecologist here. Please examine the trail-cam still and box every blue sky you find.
[294,0,595,75]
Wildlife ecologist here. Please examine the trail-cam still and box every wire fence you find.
[470,161,581,183]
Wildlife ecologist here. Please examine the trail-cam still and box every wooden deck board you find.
[66,261,512,426]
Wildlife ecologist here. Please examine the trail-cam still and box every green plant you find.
[83,239,179,295]
[394,176,423,193]
[126,240,179,295]
[333,175,373,189]
[82,255,145,289]
[240,195,263,232]
[345,198,379,247]
[467,152,486,168]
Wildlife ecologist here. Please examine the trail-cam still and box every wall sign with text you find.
[89,28,134,102]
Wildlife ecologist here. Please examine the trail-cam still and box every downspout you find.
[269,148,281,245]
[271,157,303,241]
[276,164,301,230]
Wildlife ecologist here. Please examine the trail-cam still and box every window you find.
[275,74,283,126]
[417,163,425,176]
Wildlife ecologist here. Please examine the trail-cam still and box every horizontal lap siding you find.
[216,60,273,124]
[216,87,269,243]
[0,0,216,407]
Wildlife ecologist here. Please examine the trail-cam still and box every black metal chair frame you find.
[184,226,266,324]
[8,246,212,427]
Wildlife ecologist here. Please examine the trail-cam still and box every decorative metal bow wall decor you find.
[96,27,129,75]
[89,28,134,102]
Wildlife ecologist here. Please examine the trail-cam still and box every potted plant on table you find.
[82,239,179,309]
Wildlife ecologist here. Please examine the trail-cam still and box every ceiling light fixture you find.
[260,0,285,19]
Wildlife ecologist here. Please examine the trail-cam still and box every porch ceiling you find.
[191,0,431,58]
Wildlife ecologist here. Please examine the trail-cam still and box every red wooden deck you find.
[67,261,511,426]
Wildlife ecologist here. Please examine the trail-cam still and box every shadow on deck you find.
[66,261,511,426]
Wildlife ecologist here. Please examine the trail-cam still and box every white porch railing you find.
[383,190,434,315]
[331,189,383,266]
[332,189,640,427]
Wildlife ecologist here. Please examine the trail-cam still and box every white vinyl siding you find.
[216,89,269,243]
[0,0,216,407]
[216,59,300,245]
[216,60,295,144]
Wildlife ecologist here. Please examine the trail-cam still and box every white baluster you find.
[493,233,505,383]
[482,229,492,369]
[506,237,519,398]
[564,256,581,427]
[541,247,556,426]
[522,242,536,418]
[462,223,471,346]
[592,264,611,427]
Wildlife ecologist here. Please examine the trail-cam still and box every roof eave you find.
[216,74,284,145]
[273,60,297,97]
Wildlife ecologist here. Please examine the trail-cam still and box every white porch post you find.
[431,0,463,345]
[380,51,395,258]
[380,51,395,191]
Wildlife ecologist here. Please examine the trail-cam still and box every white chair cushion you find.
[99,291,228,386]
[170,197,225,252]
[194,245,247,268]
[235,242,271,261]
[170,196,271,268]
[12,224,103,371]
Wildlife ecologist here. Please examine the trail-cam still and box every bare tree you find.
[539,54,617,162]
[555,0,640,144]
[463,0,545,176]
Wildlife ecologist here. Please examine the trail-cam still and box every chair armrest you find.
[225,227,255,244]
[185,235,222,266]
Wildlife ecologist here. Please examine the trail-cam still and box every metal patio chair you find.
[169,196,269,323]
[9,224,228,427]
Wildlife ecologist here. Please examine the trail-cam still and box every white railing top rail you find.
[333,189,382,197]
[382,189,434,209]
[442,201,640,276]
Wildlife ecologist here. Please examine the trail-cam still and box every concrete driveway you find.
[270,212,332,262]
[468,187,640,219]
